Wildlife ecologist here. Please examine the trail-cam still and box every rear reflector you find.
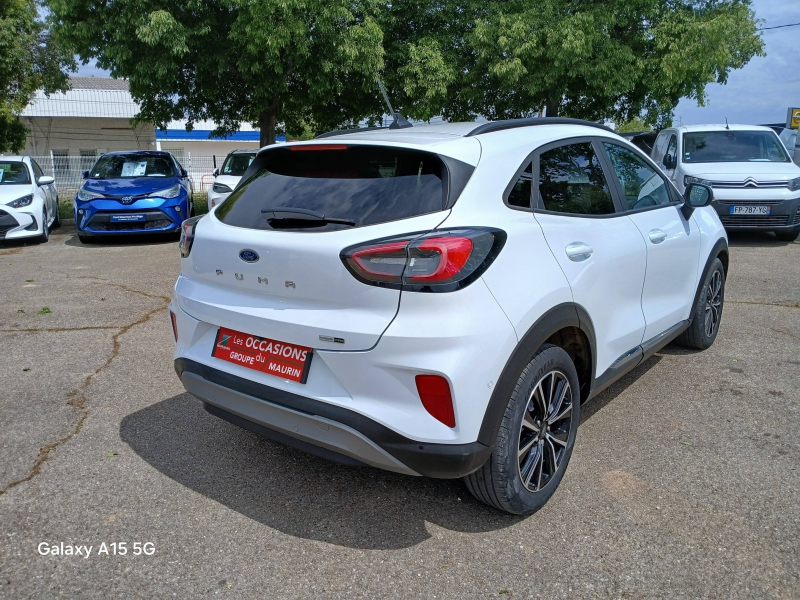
[170,311,178,342]
[415,375,456,428]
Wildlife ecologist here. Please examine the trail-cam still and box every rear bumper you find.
[175,357,492,478]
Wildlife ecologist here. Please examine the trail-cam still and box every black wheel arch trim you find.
[476,302,597,447]
[174,357,491,479]
[691,237,728,315]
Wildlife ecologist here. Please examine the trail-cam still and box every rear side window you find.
[537,142,615,215]
[216,146,449,231]
[507,162,532,208]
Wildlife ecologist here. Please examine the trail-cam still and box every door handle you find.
[565,242,593,262]
[648,229,667,244]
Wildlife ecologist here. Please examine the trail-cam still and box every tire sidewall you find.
[693,258,725,348]
[496,345,581,514]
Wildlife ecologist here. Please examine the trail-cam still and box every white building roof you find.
[21,76,139,119]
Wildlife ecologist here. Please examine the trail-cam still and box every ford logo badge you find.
[239,249,259,263]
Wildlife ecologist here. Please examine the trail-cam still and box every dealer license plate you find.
[730,205,770,215]
[110,213,146,222]
[211,327,313,383]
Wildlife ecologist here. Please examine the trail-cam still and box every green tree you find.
[461,0,764,127]
[616,117,652,134]
[0,0,72,153]
[48,0,392,146]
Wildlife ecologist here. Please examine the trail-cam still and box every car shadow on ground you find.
[727,230,796,247]
[121,356,662,549]
[62,230,178,249]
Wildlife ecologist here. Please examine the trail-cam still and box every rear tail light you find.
[170,310,178,342]
[415,375,456,427]
[179,215,203,258]
[341,228,506,292]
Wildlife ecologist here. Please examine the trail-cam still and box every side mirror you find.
[180,168,188,178]
[662,155,677,170]
[213,168,219,177]
[38,175,55,186]
[681,183,713,219]
[82,171,89,180]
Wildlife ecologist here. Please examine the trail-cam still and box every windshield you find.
[216,146,448,232]
[221,153,256,176]
[90,154,177,179]
[683,131,789,163]
[0,162,31,185]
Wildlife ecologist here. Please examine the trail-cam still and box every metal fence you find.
[30,155,219,198]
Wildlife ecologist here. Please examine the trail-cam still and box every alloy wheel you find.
[518,370,574,492]
[704,270,722,337]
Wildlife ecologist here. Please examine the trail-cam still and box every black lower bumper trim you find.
[175,358,492,478]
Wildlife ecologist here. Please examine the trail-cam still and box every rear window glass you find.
[683,131,789,163]
[215,146,448,232]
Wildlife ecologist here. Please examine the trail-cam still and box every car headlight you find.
[77,187,104,202]
[788,176,800,192]
[684,176,712,188]
[151,184,181,199]
[5,194,33,208]
[213,182,233,194]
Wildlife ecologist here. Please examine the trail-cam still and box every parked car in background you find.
[207,150,257,209]
[0,156,59,243]
[779,127,796,160]
[619,130,658,156]
[74,151,194,243]
[652,125,800,241]
[172,118,728,515]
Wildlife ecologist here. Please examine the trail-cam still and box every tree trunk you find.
[258,94,281,146]
[545,96,560,118]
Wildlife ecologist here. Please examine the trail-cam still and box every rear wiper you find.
[261,206,355,226]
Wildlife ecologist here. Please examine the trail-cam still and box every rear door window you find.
[216,146,452,232]
[536,142,616,216]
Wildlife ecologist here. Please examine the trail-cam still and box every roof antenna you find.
[725,117,729,130]
[377,78,412,129]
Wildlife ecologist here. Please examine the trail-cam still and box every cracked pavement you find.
[0,226,798,598]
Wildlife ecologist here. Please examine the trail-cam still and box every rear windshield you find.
[221,152,256,176]
[683,131,789,163]
[215,146,448,232]
[0,162,31,185]
[90,154,178,179]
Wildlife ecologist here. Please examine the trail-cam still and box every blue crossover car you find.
[75,151,194,242]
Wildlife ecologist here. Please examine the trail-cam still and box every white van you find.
[652,125,800,241]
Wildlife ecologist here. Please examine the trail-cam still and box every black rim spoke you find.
[517,369,573,492]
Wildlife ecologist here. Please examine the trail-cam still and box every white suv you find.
[171,118,728,514]
[652,125,800,241]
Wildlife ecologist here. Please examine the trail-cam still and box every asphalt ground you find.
[1,225,798,599]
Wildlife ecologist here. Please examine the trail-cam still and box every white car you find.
[778,127,796,160]
[651,125,800,241]
[171,119,728,514]
[206,150,257,209]
[0,156,59,243]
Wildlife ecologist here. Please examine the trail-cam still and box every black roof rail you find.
[465,117,614,137]
[315,126,386,139]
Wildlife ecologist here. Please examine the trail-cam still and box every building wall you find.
[20,117,156,156]
[156,140,262,166]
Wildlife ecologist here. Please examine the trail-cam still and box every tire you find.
[675,258,725,350]
[463,344,580,515]
[52,198,62,229]
[36,209,50,243]
[775,228,799,242]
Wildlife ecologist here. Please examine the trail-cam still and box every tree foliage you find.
[47,0,764,144]
[0,0,72,153]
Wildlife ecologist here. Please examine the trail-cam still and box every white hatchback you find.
[172,119,728,514]
[0,156,59,243]
[206,150,257,210]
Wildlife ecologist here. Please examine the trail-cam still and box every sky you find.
[77,0,799,127]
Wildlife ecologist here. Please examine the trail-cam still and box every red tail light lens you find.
[341,228,506,292]
[179,215,202,258]
[170,310,178,342]
[416,375,456,428]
